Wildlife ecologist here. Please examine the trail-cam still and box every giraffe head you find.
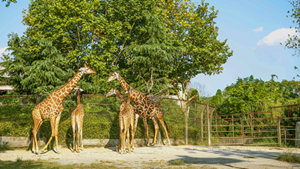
[106,72,119,82]
[79,64,96,74]
[105,88,117,97]
[74,86,83,94]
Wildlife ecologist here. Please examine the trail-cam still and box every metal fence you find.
[0,94,299,147]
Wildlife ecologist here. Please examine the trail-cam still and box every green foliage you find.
[286,0,300,52]
[212,76,300,116]
[1,0,16,7]
[168,160,185,165]
[277,153,300,164]
[0,96,200,144]
[0,159,115,169]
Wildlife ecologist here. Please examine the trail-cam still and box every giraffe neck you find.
[117,73,144,104]
[57,71,83,100]
[118,75,131,93]
[115,90,127,103]
[77,90,80,105]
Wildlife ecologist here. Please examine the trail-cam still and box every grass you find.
[0,159,120,169]
[168,160,185,165]
[277,152,300,164]
[0,143,11,151]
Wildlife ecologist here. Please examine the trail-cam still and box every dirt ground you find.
[0,145,300,169]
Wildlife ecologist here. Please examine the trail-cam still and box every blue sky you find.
[0,0,299,96]
[191,0,299,96]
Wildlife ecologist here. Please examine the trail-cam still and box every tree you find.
[286,0,300,79]
[213,75,300,117]
[286,0,300,52]
[159,0,232,144]
[2,0,16,7]
[1,34,73,94]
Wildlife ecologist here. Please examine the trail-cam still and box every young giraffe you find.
[106,72,170,146]
[31,64,96,154]
[71,86,84,153]
[106,88,136,153]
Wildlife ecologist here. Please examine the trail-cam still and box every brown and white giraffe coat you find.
[106,72,170,146]
[71,86,84,153]
[31,64,95,154]
[106,88,136,153]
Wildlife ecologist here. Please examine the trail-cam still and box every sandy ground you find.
[0,145,300,169]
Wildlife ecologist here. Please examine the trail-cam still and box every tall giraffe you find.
[106,88,136,153]
[106,72,170,146]
[31,64,96,154]
[71,86,84,153]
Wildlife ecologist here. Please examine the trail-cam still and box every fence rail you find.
[0,94,299,147]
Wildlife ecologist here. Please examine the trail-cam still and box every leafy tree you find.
[1,34,73,94]
[286,0,300,52]
[2,0,16,7]
[156,0,232,144]
[213,75,300,117]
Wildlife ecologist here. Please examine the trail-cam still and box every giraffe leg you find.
[151,117,159,146]
[80,122,83,151]
[118,116,124,153]
[125,119,130,153]
[131,114,139,151]
[32,119,42,154]
[76,118,80,153]
[142,118,150,146]
[54,114,61,153]
[41,118,56,152]
[71,115,76,152]
[157,113,170,145]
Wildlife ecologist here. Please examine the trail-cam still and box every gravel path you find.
[1,145,300,168]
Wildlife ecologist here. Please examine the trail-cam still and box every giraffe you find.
[106,88,136,153]
[31,64,96,154]
[71,86,84,153]
[106,72,170,146]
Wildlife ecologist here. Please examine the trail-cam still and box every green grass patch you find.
[277,153,300,164]
[0,159,120,169]
[168,160,185,165]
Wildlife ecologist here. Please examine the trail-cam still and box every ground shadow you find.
[182,147,299,160]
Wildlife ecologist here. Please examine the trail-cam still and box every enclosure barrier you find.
[0,94,299,147]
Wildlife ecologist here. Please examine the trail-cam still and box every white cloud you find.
[257,28,298,46]
[252,26,263,33]
[0,47,8,57]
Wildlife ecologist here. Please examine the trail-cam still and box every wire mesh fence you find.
[0,94,299,147]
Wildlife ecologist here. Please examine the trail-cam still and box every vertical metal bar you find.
[277,117,281,147]
[241,118,244,145]
[232,115,234,137]
[250,114,253,137]
[216,116,218,137]
[201,106,204,142]
[284,129,287,145]
[207,104,211,146]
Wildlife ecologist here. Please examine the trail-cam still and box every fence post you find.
[200,107,204,142]
[241,118,244,145]
[232,115,234,137]
[250,113,253,137]
[296,121,300,148]
[216,116,218,137]
[277,117,281,147]
[207,104,211,146]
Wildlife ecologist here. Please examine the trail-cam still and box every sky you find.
[191,0,300,96]
[0,0,299,96]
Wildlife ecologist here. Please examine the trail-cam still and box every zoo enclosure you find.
[0,94,299,147]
